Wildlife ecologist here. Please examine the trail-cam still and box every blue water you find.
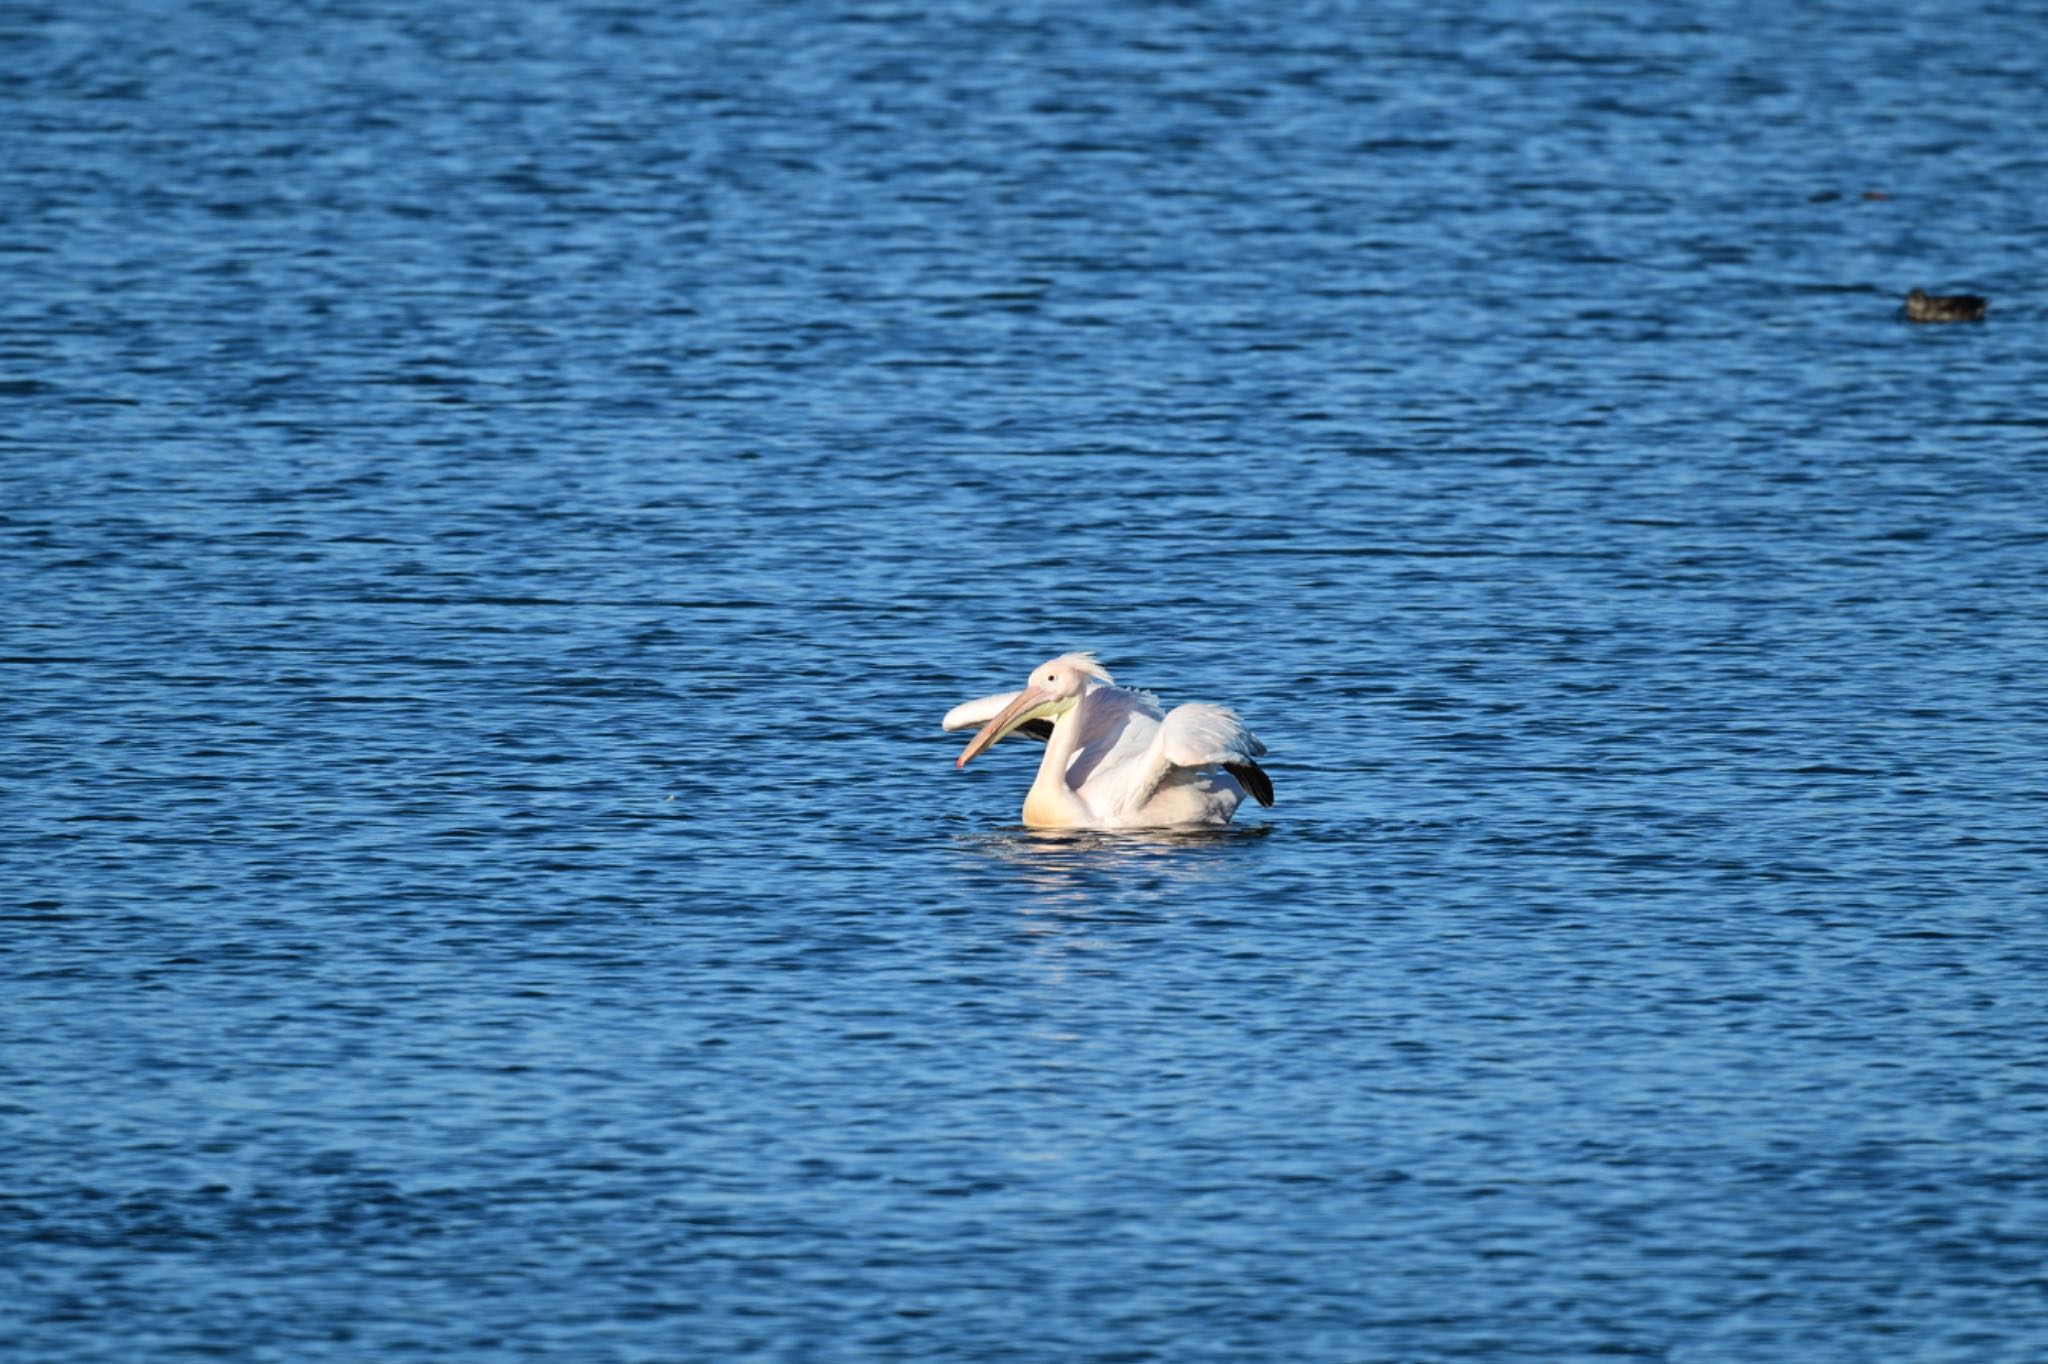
[7,1,2048,1359]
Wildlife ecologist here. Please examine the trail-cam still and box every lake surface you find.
[6,0,2047,1359]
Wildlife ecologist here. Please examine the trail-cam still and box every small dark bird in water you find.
[1905,288,1987,323]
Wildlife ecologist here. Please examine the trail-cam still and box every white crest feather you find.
[1048,651,1113,685]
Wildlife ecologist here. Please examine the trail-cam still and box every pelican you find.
[944,653,1274,829]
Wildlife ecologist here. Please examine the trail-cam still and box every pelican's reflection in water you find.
[953,823,1273,915]
[949,824,1272,999]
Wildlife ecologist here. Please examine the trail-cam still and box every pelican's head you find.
[954,653,1111,768]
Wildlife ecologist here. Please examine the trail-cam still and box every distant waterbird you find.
[945,653,1274,829]
[1905,288,1987,323]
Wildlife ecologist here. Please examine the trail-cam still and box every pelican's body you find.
[945,654,1274,830]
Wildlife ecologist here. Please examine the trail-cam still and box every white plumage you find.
[945,653,1273,829]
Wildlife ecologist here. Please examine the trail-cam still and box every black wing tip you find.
[1225,762,1275,808]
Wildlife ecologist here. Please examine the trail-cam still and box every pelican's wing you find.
[1058,684,1166,795]
[1156,703,1274,806]
[943,691,1018,732]
[1068,685,1164,750]
[941,690,1052,742]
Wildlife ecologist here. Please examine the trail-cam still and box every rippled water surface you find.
[7,1,2048,1359]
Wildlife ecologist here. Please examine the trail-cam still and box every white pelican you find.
[944,653,1274,829]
